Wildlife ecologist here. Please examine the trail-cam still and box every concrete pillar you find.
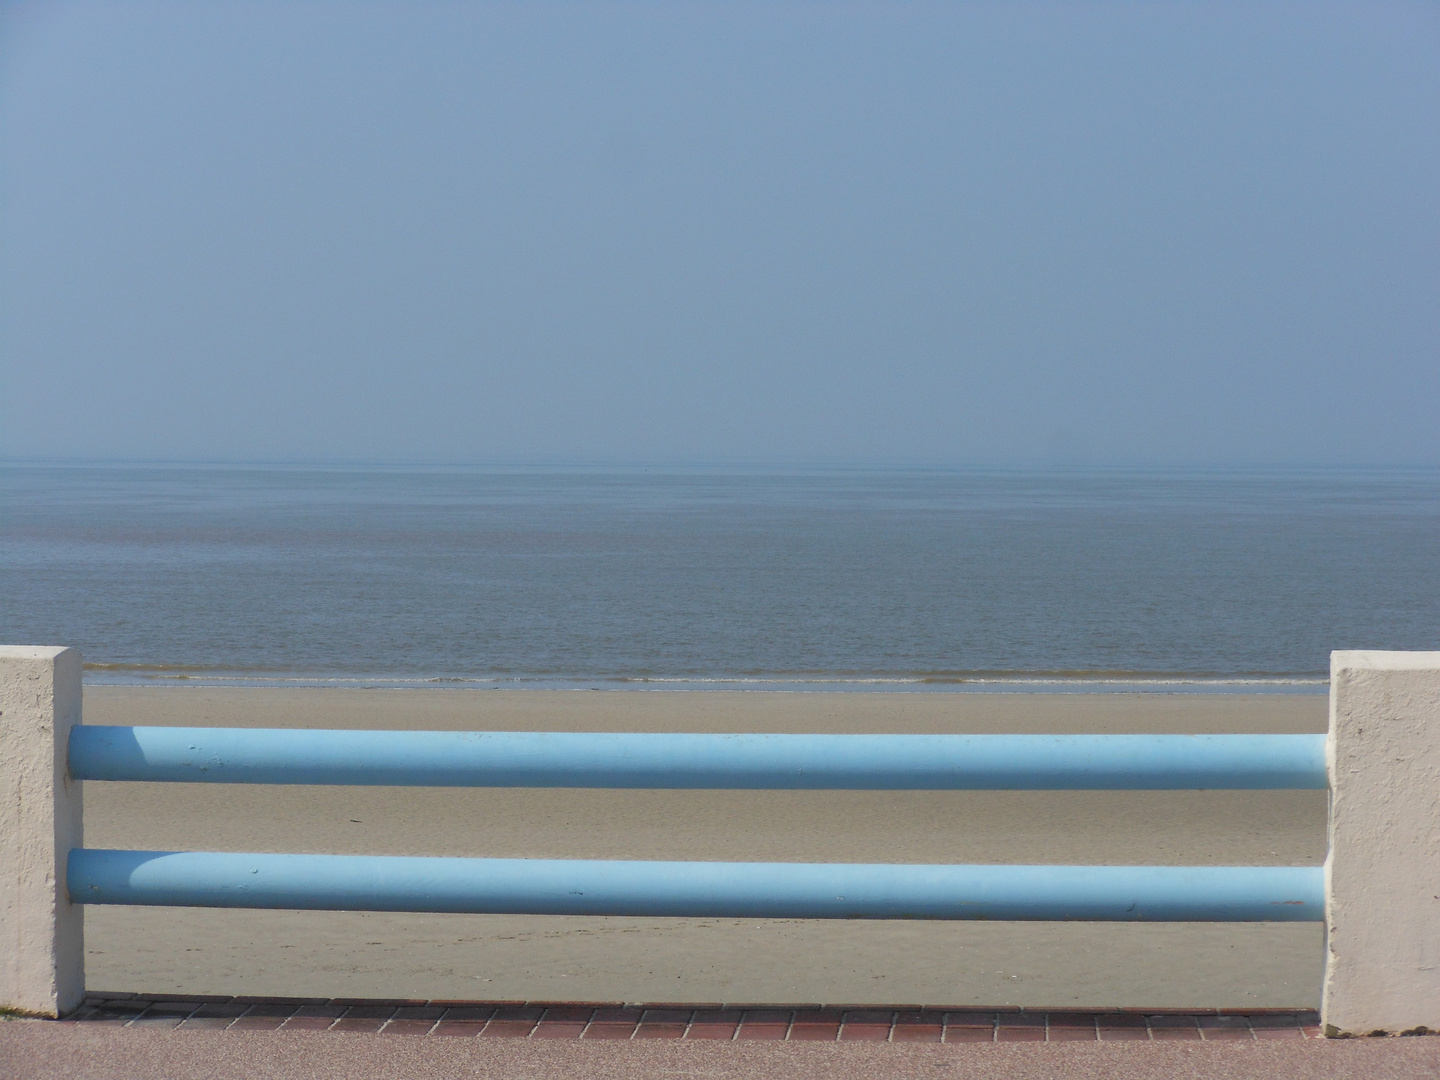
[1323,650,1440,1036]
[0,647,84,1018]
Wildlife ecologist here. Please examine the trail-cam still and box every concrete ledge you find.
[1323,651,1440,1036]
[0,647,83,1018]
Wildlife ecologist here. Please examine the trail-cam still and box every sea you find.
[2,464,1437,693]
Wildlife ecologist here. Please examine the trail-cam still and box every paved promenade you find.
[4,999,1437,1079]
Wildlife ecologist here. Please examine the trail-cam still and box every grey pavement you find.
[4,1023,1440,1080]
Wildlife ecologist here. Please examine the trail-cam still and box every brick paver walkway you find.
[64,995,1322,1042]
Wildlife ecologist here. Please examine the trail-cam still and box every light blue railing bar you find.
[68,727,1327,790]
[67,850,1323,921]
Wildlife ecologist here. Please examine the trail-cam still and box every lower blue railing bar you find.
[68,850,1323,921]
[68,727,1328,790]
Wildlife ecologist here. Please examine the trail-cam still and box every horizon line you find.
[4,457,1439,474]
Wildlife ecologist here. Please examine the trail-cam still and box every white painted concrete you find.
[0,647,84,1018]
[1323,650,1440,1036]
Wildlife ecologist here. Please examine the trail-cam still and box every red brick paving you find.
[635,1023,688,1039]
[585,1022,640,1039]
[687,1010,743,1040]
[433,1020,488,1036]
[50,994,1345,1042]
[377,1019,432,1035]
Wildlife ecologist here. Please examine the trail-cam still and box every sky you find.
[1,1,1437,467]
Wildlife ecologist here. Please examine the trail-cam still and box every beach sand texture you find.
[81,688,1327,1009]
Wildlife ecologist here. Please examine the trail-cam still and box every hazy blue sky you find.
[1,1,1436,466]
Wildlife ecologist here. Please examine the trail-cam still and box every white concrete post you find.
[0,646,84,1018]
[1323,650,1440,1036]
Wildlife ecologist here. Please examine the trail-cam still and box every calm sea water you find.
[2,464,1437,691]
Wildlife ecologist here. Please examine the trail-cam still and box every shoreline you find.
[81,673,1330,694]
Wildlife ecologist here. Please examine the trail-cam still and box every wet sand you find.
[80,687,1328,1008]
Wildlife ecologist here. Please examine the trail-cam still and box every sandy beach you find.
[81,687,1328,1009]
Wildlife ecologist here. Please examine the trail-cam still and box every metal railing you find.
[66,727,1325,922]
[69,727,1328,790]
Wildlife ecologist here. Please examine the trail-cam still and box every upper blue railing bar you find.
[69,727,1327,790]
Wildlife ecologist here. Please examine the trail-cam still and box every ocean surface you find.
[2,464,1438,691]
